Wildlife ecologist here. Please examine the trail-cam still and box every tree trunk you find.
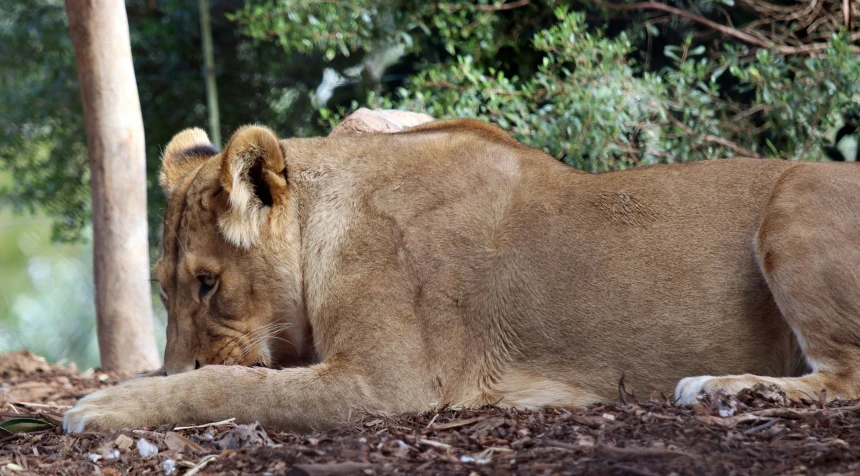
[199,0,222,148]
[65,0,161,373]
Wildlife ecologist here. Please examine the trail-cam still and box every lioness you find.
[65,112,860,433]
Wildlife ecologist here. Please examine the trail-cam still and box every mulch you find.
[2,351,860,475]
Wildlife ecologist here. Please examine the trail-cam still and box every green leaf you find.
[710,65,727,83]
[0,418,55,435]
[646,24,659,37]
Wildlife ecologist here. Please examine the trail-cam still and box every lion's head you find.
[154,126,312,375]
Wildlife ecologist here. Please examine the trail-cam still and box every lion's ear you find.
[218,125,288,248]
[160,128,219,198]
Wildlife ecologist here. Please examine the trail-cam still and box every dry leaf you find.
[164,431,205,453]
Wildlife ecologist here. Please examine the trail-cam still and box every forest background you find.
[1,0,857,368]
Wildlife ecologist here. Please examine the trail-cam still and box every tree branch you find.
[602,1,859,55]
[475,0,530,11]
[667,115,763,158]
[439,0,530,13]
[426,80,524,96]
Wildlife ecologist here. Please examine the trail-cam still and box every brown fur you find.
[65,119,860,433]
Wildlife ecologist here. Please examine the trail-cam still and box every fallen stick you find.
[13,402,72,410]
[184,455,219,476]
[417,438,453,450]
[174,418,236,431]
[290,462,375,476]
[597,445,694,459]
[429,417,480,431]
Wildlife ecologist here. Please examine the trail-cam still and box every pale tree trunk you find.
[199,0,221,148]
[65,0,161,373]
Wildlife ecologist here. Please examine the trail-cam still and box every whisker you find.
[222,321,285,348]
[152,209,183,255]
[238,324,295,358]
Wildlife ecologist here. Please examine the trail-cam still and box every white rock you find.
[137,438,159,458]
[161,459,177,475]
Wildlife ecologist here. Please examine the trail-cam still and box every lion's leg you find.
[63,361,418,433]
[676,164,860,405]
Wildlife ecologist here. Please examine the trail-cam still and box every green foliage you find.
[231,0,527,60]
[0,0,90,241]
[1,0,339,245]
[1,0,859,242]
[0,0,857,368]
[0,209,99,368]
[242,0,860,172]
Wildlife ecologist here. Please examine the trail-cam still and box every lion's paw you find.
[63,378,172,433]
[674,375,717,405]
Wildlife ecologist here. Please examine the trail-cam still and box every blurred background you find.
[1,0,858,369]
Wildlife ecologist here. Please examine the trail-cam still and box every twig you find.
[290,463,375,475]
[750,402,860,419]
[426,80,523,96]
[184,455,219,476]
[173,418,236,431]
[744,418,778,434]
[667,115,762,158]
[545,439,580,451]
[430,417,480,431]
[425,413,439,429]
[602,1,860,55]
[439,0,530,12]
[475,0,530,11]
[729,103,773,122]
[597,445,695,459]
[417,438,453,450]
[13,402,72,410]
[604,1,774,48]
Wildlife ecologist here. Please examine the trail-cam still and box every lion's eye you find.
[197,272,219,300]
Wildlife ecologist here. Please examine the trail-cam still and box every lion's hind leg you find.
[676,164,860,405]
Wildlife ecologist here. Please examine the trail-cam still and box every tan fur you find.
[65,118,860,433]
[158,127,216,199]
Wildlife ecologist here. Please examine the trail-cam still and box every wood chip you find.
[164,431,206,453]
[429,417,479,431]
[289,462,375,476]
[114,434,134,451]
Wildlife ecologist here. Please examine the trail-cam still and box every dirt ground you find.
[2,351,860,475]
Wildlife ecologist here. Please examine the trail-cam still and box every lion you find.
[64,109,860,433]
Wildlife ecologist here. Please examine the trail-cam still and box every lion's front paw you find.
[63,378,174,433]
